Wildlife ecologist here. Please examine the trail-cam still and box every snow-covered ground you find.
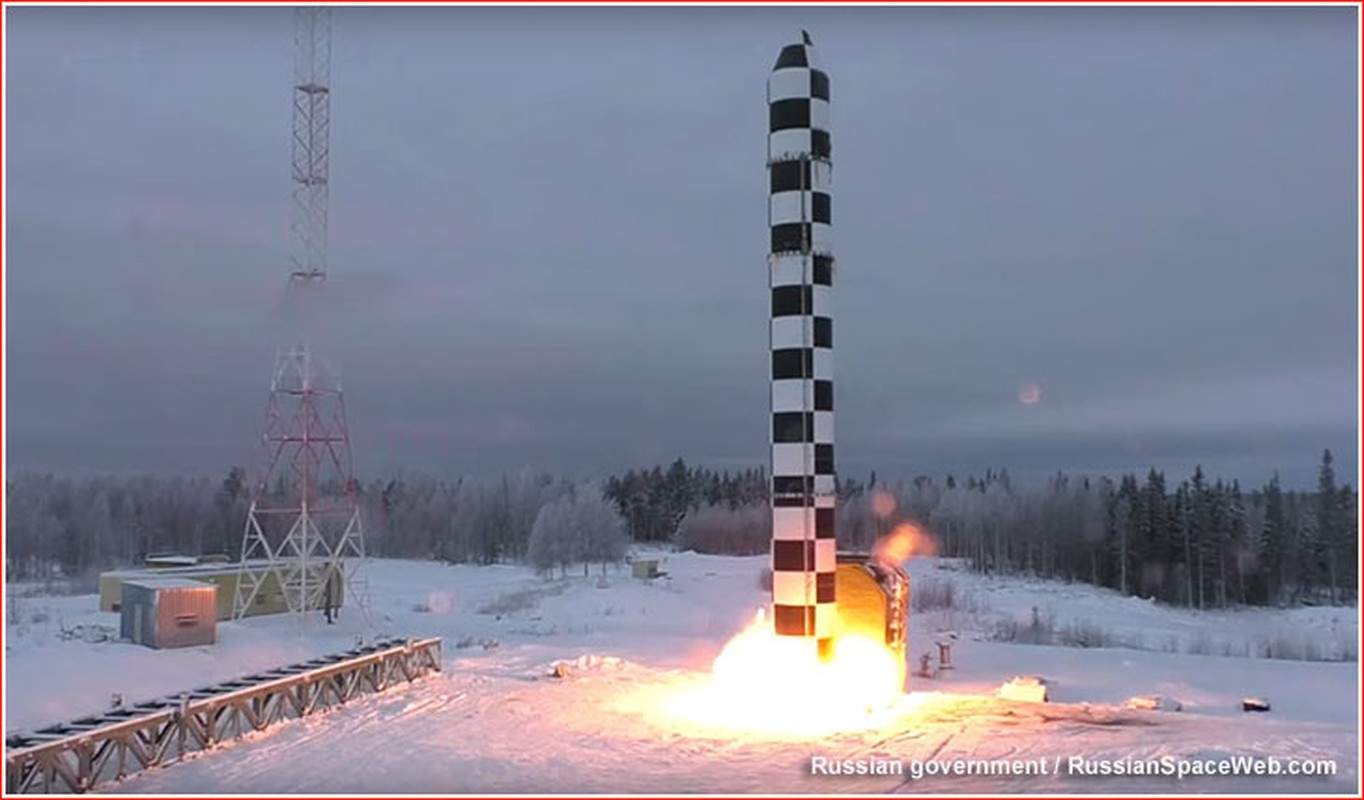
[3,553,1358,794]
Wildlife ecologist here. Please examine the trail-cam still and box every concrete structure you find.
[768,30,837,656]
[119,579,217,649]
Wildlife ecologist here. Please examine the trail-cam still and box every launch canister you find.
[768,30,836,657]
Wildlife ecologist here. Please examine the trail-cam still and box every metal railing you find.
[5,636,442,793]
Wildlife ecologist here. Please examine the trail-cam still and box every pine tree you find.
[1315,449,1341,604]
[1227,480,1248,605]
[1188,466,1211,608]
[1138,469,1167,597]
[1107,475,1139,595]
[1338,483,1359,600]
[1206,479,1229,608]
[1172,481,1192,605]
[664,458,693,538]
[1258,473,1285,605]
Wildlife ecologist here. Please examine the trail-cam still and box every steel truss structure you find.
[4,637,441,794]
[233,6,370,624]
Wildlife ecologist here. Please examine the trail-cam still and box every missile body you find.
[767,31,836,655]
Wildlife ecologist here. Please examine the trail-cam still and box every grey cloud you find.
[4,6,1357,488]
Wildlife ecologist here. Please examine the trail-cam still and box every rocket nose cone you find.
[773,35,818,71]
[773,44,807,70]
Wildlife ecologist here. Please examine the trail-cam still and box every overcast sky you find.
[5,5,1358,489]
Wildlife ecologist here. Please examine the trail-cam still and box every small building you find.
[120,579,217,649]
[101,561,345,620]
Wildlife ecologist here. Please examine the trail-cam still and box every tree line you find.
[3,469,625,582]
[597,452,1357,608]
[833,450,1357,608]
[4,452,1355,607]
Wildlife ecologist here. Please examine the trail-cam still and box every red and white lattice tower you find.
[233,7,370,624]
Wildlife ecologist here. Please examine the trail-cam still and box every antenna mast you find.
[291,6,330,282]
[234,7,370,626]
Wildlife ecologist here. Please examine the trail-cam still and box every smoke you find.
[871,521,937,567]
[262,271,405,369]
[870,490,897,519]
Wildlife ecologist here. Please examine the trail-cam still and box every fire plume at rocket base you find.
[768,31,836,656]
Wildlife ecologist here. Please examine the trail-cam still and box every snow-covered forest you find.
[4,451,1356,609]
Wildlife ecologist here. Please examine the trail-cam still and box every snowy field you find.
[3,553,1358,794]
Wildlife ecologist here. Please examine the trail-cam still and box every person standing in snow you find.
[323,567,338,624]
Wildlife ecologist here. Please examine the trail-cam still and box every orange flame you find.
[660,612,906,736]
[873,521,937,567]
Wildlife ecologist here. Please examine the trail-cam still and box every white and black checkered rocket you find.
[768,30,836,656]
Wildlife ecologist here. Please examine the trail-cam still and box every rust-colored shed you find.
[120,578,218,649]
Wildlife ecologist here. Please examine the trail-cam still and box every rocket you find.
[768,30,837,658]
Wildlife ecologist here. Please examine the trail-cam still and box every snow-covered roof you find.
[102,560,270,579]
[145,555,200,566]
[123,578,216,591]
